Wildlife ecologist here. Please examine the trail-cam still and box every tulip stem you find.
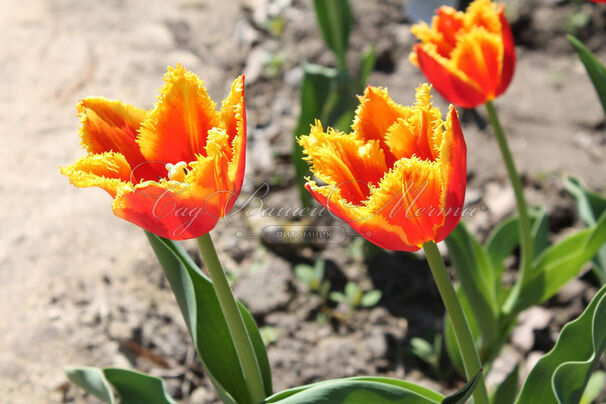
[197,233,266,404]
[423,241,490,404]
[485,101,534,314]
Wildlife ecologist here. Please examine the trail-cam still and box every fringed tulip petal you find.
[138,65,222,164]
[362,158,445,249]
[60,152,132,198]
[61,65,246,240]
[435,107,467,241]
[352,86,411,165]
[300,123,388,205]
[300,84,467,252]
[385,84,443,162]
[77,98,161,182]
[220,76,247,193]
[411,0,515,108]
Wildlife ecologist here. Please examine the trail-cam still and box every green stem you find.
[485,101,534,314]
[423,241,490,404]
[197,233,266,403]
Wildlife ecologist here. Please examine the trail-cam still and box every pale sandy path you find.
[0,1,241,402]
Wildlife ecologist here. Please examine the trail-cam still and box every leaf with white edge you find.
[264,377,444,404]
[65,367,115,404]
[516,285,606,404]
[441,369,482,404]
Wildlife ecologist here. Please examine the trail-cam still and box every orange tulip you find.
[61,65,246,240]
[410,0,515,108]
[299,84,466,251]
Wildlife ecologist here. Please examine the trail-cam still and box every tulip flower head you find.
[299,84,467,252]
[61,65,246,240]
[410,0,515,108]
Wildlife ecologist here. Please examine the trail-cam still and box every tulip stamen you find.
[165,161,189,182]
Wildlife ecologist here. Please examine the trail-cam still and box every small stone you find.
[190,387,213,403]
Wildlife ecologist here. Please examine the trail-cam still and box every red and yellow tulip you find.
[299,84,466,251]
[61,65,246,240]
[410,0,515,108]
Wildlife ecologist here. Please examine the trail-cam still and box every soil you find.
[2,0,606,403]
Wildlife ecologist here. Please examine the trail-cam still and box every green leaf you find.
[65,367,177,404]
[65,367,116,404]
[491,365,519,404]
[515,213,606,312]
[145,232,272,403]
[516,285,606,404]
[442,369,482,404]
[579,371,605,404]
[103,368,177,404]
[565,177,606,226]
[565,176,606,284]
[313,0,353,70]
[485,206,549,280]
[361,290,382,307]
[295,264,317,285]
[293,64,338,207]
[330,291,348,304]
[358,45,376,91]
[264,377,444,404]
[569,35,606,116]
[445,223,499,344]
[411,338,435,363]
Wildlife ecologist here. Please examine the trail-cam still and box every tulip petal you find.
[305,181,419,252]
[60,152,132,198]
[138,64,222,165]
[414,45,486,108]
[77,98,160,182]
[435,107,466,242]
[463,0,502,34]
[113,182,219,240]
[299,123,388,205]
[450,27,503,100]
[360,158,445,249]
[385,84,443,162]
[220,76,247,193]
[352,86,410,165]
[114,128,237,240]
[495,6,515,97]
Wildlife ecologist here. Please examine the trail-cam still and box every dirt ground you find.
[1,0,606,403]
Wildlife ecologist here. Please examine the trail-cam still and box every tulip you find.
[299,83,466,252]
[61,65,246,240]
[410,0,515,108]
